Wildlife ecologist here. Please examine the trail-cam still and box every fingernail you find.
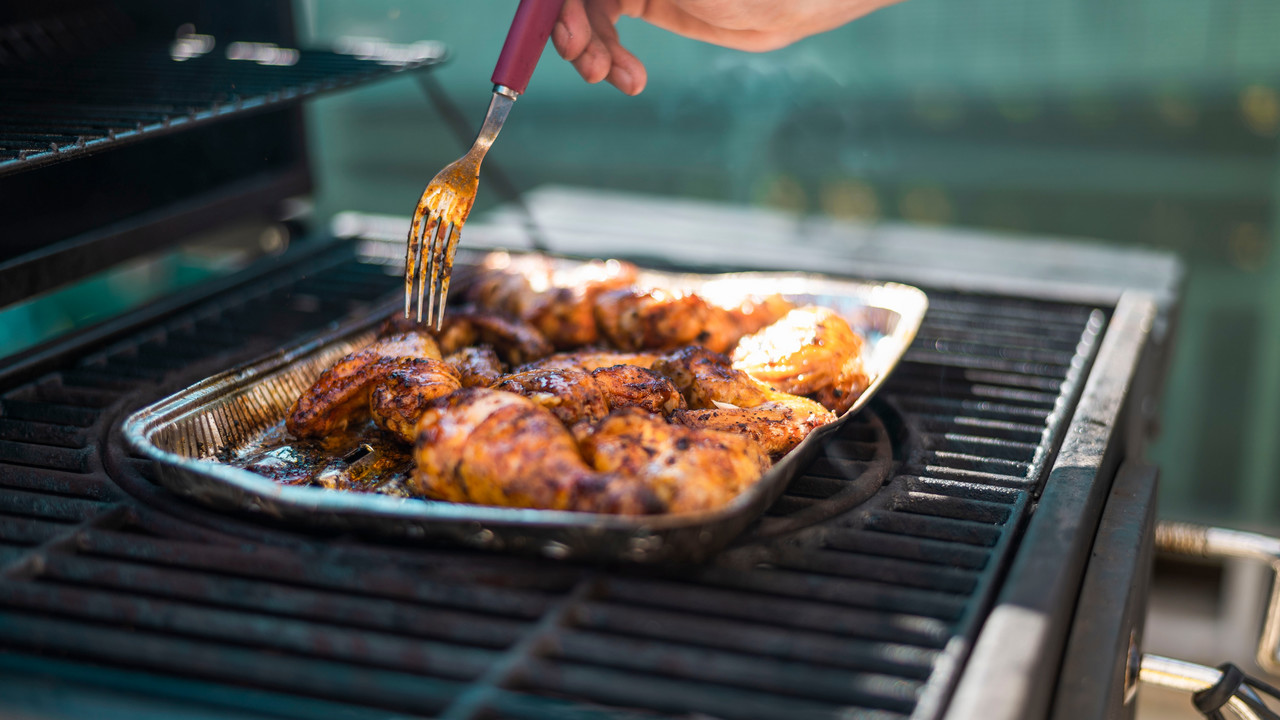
[609,66,634,94]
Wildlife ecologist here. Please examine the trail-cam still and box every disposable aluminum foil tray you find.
[124,257,927,563]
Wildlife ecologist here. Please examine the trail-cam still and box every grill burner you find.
[0,241,1107,718]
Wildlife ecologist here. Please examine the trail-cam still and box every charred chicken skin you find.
[653,346,835,457]
[732,306,870,413]
[493,364,686,426]
[286,332,442,439]
[590,364,687,416]
[444,346,506,387]
[411,389,663,514]
[369,358,462,443]
[492,368,610,427]
[579,408,770,513]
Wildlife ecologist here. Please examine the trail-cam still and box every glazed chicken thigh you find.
[411,389,663,514]
[653,346,836,457]
[493,364,686,427]
[732,306,870,414]
[286,331,441,439]
[443,346,506,387]
[579,408,770,513]
[369,358,462,443]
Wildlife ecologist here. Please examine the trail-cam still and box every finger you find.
[582,0,644,94]
[553,0,592,60]
[571,35,613,84]
[605,42,646,95]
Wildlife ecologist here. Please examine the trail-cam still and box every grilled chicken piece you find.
[465,253,555,316]
[530,259,639,348]
[286,332,441,439]
[411,389,663,514]
[579,408,770,513]
[727,293,797,335]
[493,364,685,426]
[652,345,770,409]
[518,351,659,373]
[468,255,638,349]
[369,358,462,443]
[381,305,552,366]
[684,293,798,355]
[434,307,553,365]
[492,368,610,426]
[444,346,505,387]
[696,305,743,355]
[673,403,830,459]
[594,288,714,351]
[653,345,835,456]
[590,364,686,416]
[732,306,869,413]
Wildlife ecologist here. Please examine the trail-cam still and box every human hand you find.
[551,0,901,95]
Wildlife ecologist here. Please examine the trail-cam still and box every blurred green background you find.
[3,0,1278,526]
[297,0,1280,527]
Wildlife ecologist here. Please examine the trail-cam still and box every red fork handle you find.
[491,0,566,95]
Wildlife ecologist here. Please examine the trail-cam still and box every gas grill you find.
[0,1,1206,719]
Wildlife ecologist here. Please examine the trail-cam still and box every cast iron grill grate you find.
[0,45,443,175]
[0,243,1106,719]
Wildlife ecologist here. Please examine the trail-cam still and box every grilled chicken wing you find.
[653,346,835,456]
[369,358,462,443]
[444,346,505,387]
[492,368,610,426]
[579,408,770,513]
[286,332,441,439]
[732,306,869,413]
[411,389,663,514]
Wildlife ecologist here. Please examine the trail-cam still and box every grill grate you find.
[0,45,442,175]
[0,243,1106,719]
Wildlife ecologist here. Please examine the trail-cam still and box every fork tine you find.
[426,218,449,326]
[430,222,453,330]
[417,213,440,323]
[404,204,427,319]
[435,222,461,331]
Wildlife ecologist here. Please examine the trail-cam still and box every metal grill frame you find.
[0,194,1181,720]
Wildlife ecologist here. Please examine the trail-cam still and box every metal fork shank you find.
[405,85,517,324]
[474,86,516,154]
